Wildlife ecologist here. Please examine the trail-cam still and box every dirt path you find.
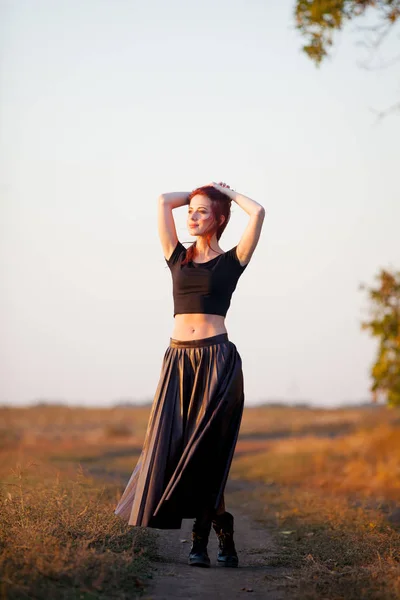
[142,479,295,600]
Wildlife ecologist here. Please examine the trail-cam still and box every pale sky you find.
[1,0,399,407]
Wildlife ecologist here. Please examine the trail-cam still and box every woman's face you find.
[187,195,214,236]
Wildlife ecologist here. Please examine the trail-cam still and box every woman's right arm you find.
[157,192,191,261]
[158,192,191,209]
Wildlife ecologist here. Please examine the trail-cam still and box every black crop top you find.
[165,241,248,317]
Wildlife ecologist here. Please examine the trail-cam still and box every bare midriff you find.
[171,314,227,341]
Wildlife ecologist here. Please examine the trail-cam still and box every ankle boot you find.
[188,515,211,567]
[212,511,239,567]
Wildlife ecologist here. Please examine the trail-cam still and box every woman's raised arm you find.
[208,182,265,267]
[157,192,191,262]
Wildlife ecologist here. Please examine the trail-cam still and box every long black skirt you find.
[114,332,245,529]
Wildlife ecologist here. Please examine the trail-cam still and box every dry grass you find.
[3,403,396,446]
[233,422,400,500]
[230,406,400,600]
[0,405,151,447]
[1,403,400,599]
[242,484,400,600]
[0,448,157,599]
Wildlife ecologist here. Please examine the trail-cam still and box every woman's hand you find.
[208,181,233,190]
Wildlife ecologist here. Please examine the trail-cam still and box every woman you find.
[114,181,265,568]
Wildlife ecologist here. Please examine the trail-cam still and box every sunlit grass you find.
[230,408,400,600]
[1,403,400,599]
[0,449,156,599]
[232,422,400,499]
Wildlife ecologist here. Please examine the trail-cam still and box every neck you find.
[195,236,220,256]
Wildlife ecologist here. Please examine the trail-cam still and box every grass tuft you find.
[0,455,157,599]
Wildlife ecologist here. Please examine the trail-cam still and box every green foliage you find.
[361,269,400,407]
[294,0,400,64]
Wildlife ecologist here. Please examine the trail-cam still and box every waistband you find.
[169,333,229,348]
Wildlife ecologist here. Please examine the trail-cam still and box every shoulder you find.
[165,240,187,267]
[225,245,249,270]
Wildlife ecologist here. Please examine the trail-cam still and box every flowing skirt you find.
[114,332,245,529]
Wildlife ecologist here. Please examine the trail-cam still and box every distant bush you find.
[103,423,133,437]
[0,428,21,449]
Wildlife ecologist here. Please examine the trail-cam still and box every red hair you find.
[181,185,232,266]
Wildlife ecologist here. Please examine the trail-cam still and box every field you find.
[1,403,400,599]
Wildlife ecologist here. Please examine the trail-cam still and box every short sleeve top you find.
[165,241,248,317]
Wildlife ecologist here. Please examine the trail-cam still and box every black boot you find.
[212,511,239,567]
[188,514,211,567]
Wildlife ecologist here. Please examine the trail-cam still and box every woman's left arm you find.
[211,182,265,216]
[211,182,266,266]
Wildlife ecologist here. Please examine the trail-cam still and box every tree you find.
[295,0,400,66]
[294,1,400,117]
[360,268,400,407]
